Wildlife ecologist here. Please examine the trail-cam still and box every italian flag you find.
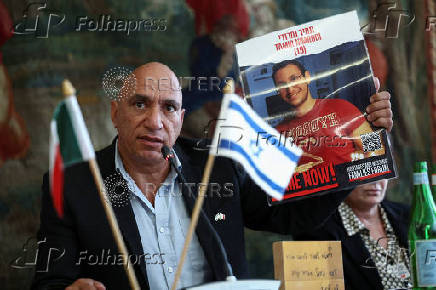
[49,94,95,218]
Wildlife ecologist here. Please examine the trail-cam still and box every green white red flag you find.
[49,93,94,218]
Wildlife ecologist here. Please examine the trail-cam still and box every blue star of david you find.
[249,139,263,158]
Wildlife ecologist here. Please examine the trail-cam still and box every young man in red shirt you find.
[272,60,385,173]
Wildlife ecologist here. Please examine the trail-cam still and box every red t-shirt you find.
[275,99,366,169]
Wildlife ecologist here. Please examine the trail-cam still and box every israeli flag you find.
[211,94,302,200]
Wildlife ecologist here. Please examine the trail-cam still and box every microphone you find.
[161,145,175,161]
[161,145,234,278]
[161,145,186,184]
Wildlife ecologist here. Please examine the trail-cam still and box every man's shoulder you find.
[175,136,244,176]
[320,98,356,108]
[174,136,209,160]
[175,136,204,151]
[95,140,116,160]
[175,136,230,160]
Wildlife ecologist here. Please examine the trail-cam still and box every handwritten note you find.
[273,241,344,290]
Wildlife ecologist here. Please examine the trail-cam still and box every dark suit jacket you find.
[32,137,352,289]
[295,200,410,290]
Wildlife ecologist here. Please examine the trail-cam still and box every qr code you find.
[361,132,382,152]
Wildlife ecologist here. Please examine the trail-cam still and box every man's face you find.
[111,63,185,165]
[274,64,310,107]
[345,179,388,208]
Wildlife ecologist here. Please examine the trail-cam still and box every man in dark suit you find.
[32,62,394,290]
[295,179,410,290]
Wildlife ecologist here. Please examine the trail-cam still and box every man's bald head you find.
[132,62,181,97]
[116,62,181,102]
[133,62,174,77]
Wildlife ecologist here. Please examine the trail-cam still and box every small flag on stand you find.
[210,91,302,201]
[171,81,301,290]
[49,80,95,218]
[49,80,140,289]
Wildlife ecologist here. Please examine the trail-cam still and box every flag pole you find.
[171,80,234,290]
[171,154,215,290]
[61,80,140,290]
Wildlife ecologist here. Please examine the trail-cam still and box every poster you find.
[236,11,396,204]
